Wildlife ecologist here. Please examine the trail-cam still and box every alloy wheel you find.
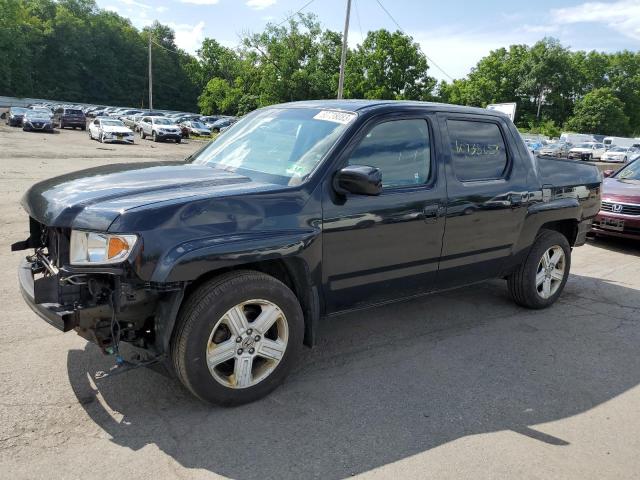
[206,299,289,389]
[536,245,566,299]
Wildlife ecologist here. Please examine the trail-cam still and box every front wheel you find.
[141,129,146,139]
[152,131,158,142]
[507,229,571,309]
[171,271,304,406]
[175,137,181,144]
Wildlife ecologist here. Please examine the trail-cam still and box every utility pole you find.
[337,0,351,99]
[148,33,153,110]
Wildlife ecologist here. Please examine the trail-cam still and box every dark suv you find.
[6,107,29,127]
[53,107,86,130]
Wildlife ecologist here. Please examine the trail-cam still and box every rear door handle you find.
[422,204,440,223]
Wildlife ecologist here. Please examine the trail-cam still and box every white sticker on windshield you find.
[313,110,356,124]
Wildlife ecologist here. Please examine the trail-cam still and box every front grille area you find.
[601,201,640,216]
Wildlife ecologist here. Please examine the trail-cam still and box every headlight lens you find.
[70,230,138,265]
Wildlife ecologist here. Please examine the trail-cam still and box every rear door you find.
[436,114,530,288]
[322,113,446,311]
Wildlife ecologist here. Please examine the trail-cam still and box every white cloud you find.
[551,0,640,40]
[179,0,219,5]
[104,5,119,13]
[119,0,151,9]
[169,21,206,53]
[246,0,276,10]
[156,6,168,13]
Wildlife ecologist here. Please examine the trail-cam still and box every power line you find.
[353,0,364,44]
[151,39,184,56]
[277,0,316,26]
[374,0,455,81]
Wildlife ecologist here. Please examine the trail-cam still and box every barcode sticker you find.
[313,110,356,124]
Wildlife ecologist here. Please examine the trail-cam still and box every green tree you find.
[345,29,436,100]
[566,88,630,136]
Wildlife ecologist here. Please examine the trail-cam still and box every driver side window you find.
[347,119,431,188]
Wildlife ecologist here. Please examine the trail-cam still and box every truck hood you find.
[22,162,281,230]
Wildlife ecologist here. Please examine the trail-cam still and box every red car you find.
[592,159,640,239]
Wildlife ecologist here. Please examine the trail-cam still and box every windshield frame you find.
[189,106,358,187]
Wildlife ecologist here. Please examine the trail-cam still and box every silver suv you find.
[139,116,182,143]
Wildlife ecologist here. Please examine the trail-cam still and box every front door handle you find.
[422,204,440,223]
[510,193,524,208]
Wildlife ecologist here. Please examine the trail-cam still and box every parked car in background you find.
[181,120,211,137]
[200,115,223,127]
[6,107,28,127]
[592,159,640,239]
[602,136,640,149]
[560,132,596,144]
[539,142,572,157]
[22,111,54,133]
[53,107,86,130]
[12,100,601,405]
[89,118,135,144]
[601,146,639,163]
[568,142,606,160]
[30,107,54,120]
[138,116,182,143]
[210,116,237,133]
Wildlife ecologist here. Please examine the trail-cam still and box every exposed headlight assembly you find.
[70,230,138,265]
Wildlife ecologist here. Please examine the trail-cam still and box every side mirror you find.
[334,165,382,196]
[603,169,615,178]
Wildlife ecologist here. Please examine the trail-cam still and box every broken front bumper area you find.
[18,259,78,332]
[17,252,164,355]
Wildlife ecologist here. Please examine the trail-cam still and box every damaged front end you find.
[13,218,182,362]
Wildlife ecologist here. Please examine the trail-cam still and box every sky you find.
[96,0,640,81]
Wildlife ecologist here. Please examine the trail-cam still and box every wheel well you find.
[539,220,578,246]
[182,259,318,347]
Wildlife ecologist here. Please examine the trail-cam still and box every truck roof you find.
[272,99,509,118]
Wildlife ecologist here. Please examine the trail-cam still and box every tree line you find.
[2,0,638,136]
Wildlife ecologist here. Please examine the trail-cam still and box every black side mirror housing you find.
[334,165,382,196]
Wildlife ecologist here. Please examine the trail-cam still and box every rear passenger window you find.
[348,119,431,188]
[447,120,508,181]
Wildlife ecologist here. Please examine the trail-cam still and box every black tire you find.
[507,229,571,309]
[171,270,304,406]
[152,131,159,142]
[212,127,220,133]
[141,129,146,139]
[175,137,181,144]
[81,125,86,131]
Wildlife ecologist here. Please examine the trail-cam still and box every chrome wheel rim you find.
[536,245,566,299]
[206,299,288,389]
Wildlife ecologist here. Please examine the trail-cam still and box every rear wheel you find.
[507,229,571,309]
[171,271,303,405]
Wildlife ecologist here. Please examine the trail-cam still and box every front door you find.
[322,114,446,312]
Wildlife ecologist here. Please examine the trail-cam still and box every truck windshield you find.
[191,107,356,186]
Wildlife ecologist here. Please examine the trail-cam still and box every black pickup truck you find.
[12,100,601,405]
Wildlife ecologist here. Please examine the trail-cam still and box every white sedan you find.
[89,118,135,144]
[601,146,639,163]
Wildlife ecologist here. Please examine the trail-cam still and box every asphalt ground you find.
[1,123,639,479]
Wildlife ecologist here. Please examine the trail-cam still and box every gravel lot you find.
[1,124,639,480]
